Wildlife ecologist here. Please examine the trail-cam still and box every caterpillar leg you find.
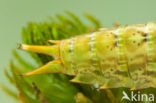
[130,87,136,90]
[70,73,98,84]
[18,44,59,57]
[99,78,123,89]
[21,59,63,76]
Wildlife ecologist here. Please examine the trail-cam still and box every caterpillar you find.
[18,22,156,90]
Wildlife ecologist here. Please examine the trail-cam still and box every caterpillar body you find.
[19,22,156,90]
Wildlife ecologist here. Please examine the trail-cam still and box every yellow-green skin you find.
[60,22,156,89]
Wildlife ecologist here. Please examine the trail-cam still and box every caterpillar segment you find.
[19,22,156,89]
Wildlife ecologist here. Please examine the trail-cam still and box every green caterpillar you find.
[19,22,156,90]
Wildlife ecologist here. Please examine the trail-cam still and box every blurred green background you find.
[1,0,156,103]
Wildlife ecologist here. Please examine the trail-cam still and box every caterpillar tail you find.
[17,44,59,57]
[47,40,60,44]
[18,43,64,76]
[21,59,63,76]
